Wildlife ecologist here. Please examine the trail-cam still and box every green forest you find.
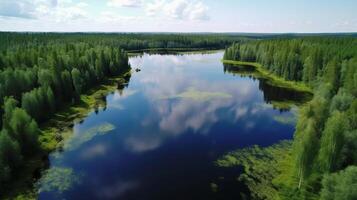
[0,34,133,194]
[0,32,246,197]
[0,32,356,199]
[222,37,357,199]
[0,32,245,51]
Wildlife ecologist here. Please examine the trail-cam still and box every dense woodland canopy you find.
[0,32,246,51]
[0,35,132,191]
[224,37,357,200]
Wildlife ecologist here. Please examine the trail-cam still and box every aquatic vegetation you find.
[38,167,82,193]
[216,141,292,200]
[270,101,295,111]
[64,122,115,151]
[210,182,218,193]
[39,73,131,152]
[160,87,232,101]
[273,115,296,125]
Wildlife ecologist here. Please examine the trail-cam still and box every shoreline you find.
[3,71,131,200]
[221,59,313,94]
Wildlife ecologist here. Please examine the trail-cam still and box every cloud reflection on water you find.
[122,53,267,153]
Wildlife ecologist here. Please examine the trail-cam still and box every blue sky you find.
[0,0,356,32]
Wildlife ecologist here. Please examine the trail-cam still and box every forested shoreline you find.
[0,37,132,195]
[222,37,357,199]
[0,32,247,198]
[0,33,356,199]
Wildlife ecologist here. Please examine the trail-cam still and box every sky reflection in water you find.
[39,51,304,200]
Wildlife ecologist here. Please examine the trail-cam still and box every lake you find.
[37,51,308,200]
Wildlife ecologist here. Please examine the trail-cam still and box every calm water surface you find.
[38,52,306,200]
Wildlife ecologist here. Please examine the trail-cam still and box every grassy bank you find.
[222,60,312,93]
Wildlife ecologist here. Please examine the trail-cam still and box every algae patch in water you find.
[38,167,82,193]
[64,122,116,151]
[216,141,292,200]
[273,115,296,125]
[161,87,232,101]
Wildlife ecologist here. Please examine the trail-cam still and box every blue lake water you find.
[38,51,306,200]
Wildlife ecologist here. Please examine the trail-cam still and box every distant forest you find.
[224,37,357,200]
[0,32,249,51]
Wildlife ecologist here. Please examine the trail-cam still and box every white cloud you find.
[96,181,139,199]
[47,2,88,22]
[80,143,107,160]
[0,0,37,18]
[125,135,162,153]
[107,0,142,8]
[146,0,209,21]
[0,0,88,22]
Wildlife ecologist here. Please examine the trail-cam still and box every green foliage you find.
[71,68,84,99]
[224,37,357,199]
[0,33,133,196]
[216,141,292,200]
[2,97,18,130]
[160,87,232,101]
[21,87,56,121]
[320,166,357,200]
[273,115,296,125]
[0,32,245,52]
[0,130,22,185]
[38,167,81,193]
[64,122,115,151]
[224,37,357,85]
[8,108,39,155]
[329,89,354,112]
[294,118,319,189]
[318,112,348,172]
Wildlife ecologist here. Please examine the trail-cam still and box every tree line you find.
[0,41,130,190]
[0,32,246,51]
[224,37,357,200]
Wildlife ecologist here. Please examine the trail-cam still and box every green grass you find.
[222,60,313,94]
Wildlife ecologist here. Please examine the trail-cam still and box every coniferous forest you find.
[223,37,357,199]
[0,35,132,190]
[0,32,245,197]
[2,0,357,199]
[0,32,356,200]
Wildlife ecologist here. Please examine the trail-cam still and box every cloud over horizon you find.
[146,0,209,21]
[107,0,142,8]
[0,0,356,32]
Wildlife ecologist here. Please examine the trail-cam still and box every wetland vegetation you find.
[221,37,357,200]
